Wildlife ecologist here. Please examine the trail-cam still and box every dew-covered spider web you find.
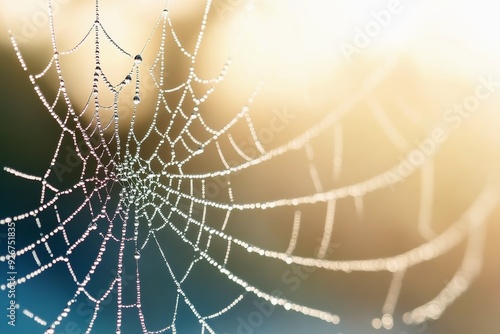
[1,0,500,333]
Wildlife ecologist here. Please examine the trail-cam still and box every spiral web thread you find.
[0,0,498,333]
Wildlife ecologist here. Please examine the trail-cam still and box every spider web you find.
[0,1,499,333]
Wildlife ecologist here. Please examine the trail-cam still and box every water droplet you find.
[124,74,132,84]
[134,54,142,64]
[381,314,394,329]
[133,95,141,105]
[197,146,204,153]
[134,251,141,260]
[191,107,199,119]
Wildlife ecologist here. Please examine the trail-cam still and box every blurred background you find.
[0,0,500,333]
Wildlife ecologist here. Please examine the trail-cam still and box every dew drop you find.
[124,74,132,84]
[134,54,142,64]
[133,95,141,105]
[381,314,394,329]
[134,251,141,260]
[191,107,199,120]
